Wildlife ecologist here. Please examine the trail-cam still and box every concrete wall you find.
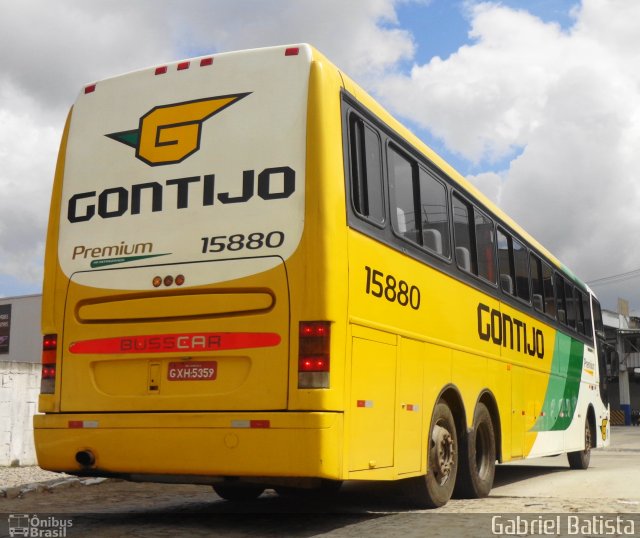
[0,295,42,466]
[0,362,40,466]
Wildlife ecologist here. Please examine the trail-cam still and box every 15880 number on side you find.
[364,266,421,310]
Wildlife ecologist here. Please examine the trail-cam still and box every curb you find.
[0,477,109,499]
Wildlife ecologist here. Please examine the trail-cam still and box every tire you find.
[567,418,592,470]
[455,402,496,498]
[212,483,265,501]
[402,401,458,508]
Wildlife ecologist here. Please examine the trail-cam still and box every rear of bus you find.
[34,44,348,489]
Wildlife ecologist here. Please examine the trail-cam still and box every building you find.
[602,309,640,425]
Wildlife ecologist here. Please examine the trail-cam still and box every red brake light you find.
[298,322,330,388]
[41,334,58,393]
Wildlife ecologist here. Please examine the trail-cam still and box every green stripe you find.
[532,332,584,431]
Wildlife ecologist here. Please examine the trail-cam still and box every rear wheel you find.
[212,483,265,501]
[403,401,458,508]
[455,402,496,498]
[567,418,592,470]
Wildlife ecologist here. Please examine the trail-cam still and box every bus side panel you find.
[348,326,396,472]
[396,337,425,475]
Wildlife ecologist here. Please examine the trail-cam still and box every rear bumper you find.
[34,411,343,480]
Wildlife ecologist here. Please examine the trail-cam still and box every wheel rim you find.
[431,422,455,485]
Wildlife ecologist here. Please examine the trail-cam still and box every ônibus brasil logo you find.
[106,93,250,166]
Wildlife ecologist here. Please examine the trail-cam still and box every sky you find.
[1,0,639,313]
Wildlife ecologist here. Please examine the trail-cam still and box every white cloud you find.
[2,0,640,310]
[375,0,640,309]
[0,0,414,296]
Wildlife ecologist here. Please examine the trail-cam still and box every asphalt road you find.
[1,427,639,537]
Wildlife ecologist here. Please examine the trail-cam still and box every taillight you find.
[298,321,330,388]
[40,334,57,394]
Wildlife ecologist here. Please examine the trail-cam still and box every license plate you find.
[167,361,217,381]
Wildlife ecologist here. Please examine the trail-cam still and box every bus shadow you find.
[493,460,570,488]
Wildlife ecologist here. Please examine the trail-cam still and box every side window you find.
[513,237,530,302]
[592,297,604,337]
[582,292,593,338]
[575,288,586,334]
[497,229,515,296]
[475,210,495,283]
[452,195,473,273]
[542,261,556,319]
[497,228,530,302]
[389,146,419,244]
[530,253,544,312]
[419,168,451,258]
[348,114,384,224]
[564,281,576,329]
[555,273,567,324]
[389,146,452,258]
[453,193,495,283]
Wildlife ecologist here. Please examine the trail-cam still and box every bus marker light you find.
[154,66,167,75]
[152,276,162,287]
[163,275,174,287]
[175,274,185,286]
[285,47,300,56]
[177,61,190,71]
[200,57,213,67]
[357,400,374,408]
[84,84,96,94]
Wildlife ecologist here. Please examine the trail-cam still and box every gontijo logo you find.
[106,93,250,166]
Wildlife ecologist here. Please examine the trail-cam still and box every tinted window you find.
[419,168,450,258]
[453,195,473,273]
[497,228,529,301]
[512,238,530,302]
[453,193,495,282]
[349,115,384,224]
[389,146,419,244]
[475,210,495,283]
[542,261,556,319]
[555,274,567,324]
[530,253,544,312]
[565,281,576,329]
[582,292,593,338]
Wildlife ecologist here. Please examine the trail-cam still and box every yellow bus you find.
[35,44,610,507]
